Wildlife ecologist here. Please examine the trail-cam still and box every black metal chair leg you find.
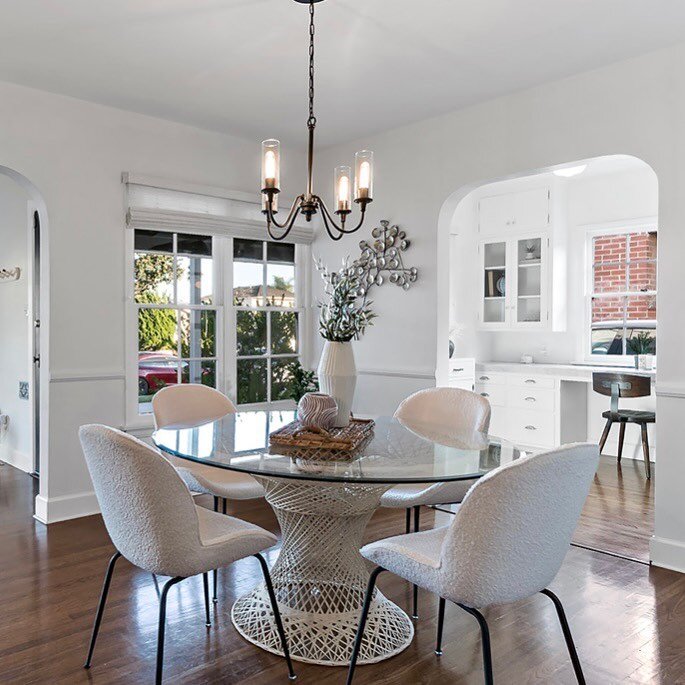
[405,507,411,534]
[598,418,612,454]
[202,573,211,627]
[457,604,494,685]
[84,551,122,668]
[412,505,420,619]
[253,554,297,680]
[435,597,446,655]
[617,423,626,462]
[347,567,385,685]
[212,497,220,603]
[156,577,184,685]
[541,589,586,685]
[641,423,651,480]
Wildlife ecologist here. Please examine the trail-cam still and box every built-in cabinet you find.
[478,185,563,331]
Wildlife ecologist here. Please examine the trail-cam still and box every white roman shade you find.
[123,173,314,244]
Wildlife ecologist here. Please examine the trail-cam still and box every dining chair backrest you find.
[439,443,598,608]
[152,383,236,430]
[394,387,491,434]
[592,372,651,414]
[79,424,200,575]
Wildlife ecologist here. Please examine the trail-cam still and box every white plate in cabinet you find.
[506,386,556,413]
[476,372,508,385]
[505,409,555,447]
[507,374,556,390]
[475,383,507,407]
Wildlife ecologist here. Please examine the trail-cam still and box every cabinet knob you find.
[454,368,464,372]
[479,376,490,381]
[524,379,536,384]
[524,396,536,402]
[525,425,537,430]
[480,392,490,397]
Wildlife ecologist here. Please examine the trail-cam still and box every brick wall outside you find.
[592,232,657,322]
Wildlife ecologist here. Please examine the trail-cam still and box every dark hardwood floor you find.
[0,457,679,685]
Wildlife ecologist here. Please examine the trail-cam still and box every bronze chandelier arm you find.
[264,194,305,241]
[316,196,370,239]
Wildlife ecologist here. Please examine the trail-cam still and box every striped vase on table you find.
[297,393,338,431]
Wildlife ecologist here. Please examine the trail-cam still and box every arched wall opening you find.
[435,153,658,560]
[0,165,50,520]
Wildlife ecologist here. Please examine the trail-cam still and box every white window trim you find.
[125,232,310,429]
[582,217,658,366]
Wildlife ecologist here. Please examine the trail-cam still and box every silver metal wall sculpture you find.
[0,267,20,283]
[353,220,418,294]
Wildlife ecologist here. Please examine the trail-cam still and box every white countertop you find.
[475,361,656,381]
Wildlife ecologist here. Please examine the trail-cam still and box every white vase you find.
[317,341,357,427]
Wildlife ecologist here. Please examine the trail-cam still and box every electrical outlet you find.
[19,382,29,400]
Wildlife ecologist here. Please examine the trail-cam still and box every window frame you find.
[125,231,309,428]
[583,218,658,365]
[229,239,309,409]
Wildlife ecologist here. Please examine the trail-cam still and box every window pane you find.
[626,328,657,355]
[626,293,656,322]
[591,296,625,355]
[593,261,627,294]
[267,241,295,264]
[271,311,298,354]
[138,308,178,353]
[233,261,264,307]
[266,263,296,307]
[177,255,214,305]
[627,260,657,293]
[180,309,216,357]
[593,234,626,264]
[271,358,298,401]
[237,359,267,404]
[628,232,657,261]
[181,359,216,387]
[138,353,179,413]
[234,238,263,261]
[134,252,174,304]
[177,233,212,257]
[134,229,173,253]
[236,311,266,355]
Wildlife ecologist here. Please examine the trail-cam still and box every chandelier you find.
[261,0,374,242]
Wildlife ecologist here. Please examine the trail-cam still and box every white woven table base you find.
[231,477,414,666]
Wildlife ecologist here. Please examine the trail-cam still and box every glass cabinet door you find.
[482,241,507,323]
[515,237,543,324]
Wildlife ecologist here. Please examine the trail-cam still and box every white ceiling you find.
[1,1,685,147]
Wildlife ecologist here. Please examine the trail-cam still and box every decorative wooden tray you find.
[269,417,375,453]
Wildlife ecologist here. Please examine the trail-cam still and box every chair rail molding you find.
[356,367,436,380]
[49,370,126,383]
[655,382,685,399]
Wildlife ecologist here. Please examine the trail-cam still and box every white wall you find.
[0,175,31,471]
[313,43,685,571]
[0,79,306,523]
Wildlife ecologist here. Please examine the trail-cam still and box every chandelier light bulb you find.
[335,166,352,213]
[261,139,280,191]
[354,150,374,201]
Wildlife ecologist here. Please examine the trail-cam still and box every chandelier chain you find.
[307,1,316,128]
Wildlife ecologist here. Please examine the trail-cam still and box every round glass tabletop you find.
[153,410,523,485]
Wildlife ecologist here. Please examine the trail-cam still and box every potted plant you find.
[627,331,656,370]
[315,257,376,426]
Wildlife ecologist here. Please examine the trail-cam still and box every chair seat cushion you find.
[381,480,475,508]
[602,409,655,423]
[361,526,449,596]
[166,455,265,499]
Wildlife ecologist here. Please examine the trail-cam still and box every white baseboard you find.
[34,491,100,525]
[1,448,32,473]
[650,536,685,573]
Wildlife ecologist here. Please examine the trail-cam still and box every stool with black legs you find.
[592,372,655,479]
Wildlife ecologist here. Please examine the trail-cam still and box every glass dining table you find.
[153,410,522,667]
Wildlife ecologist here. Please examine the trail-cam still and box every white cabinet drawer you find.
[475,371,507,385]
[506,409,555,447]
[506,386,555,413]
[507,374,555,390]
[449,379,475,391]
[449,358,475,380]
[475,383,507,407]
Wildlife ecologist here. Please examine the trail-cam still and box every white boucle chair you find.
[152,384,265,601]
[79,424,295,684]
[348,443,599,685]
[381,386,491,617]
